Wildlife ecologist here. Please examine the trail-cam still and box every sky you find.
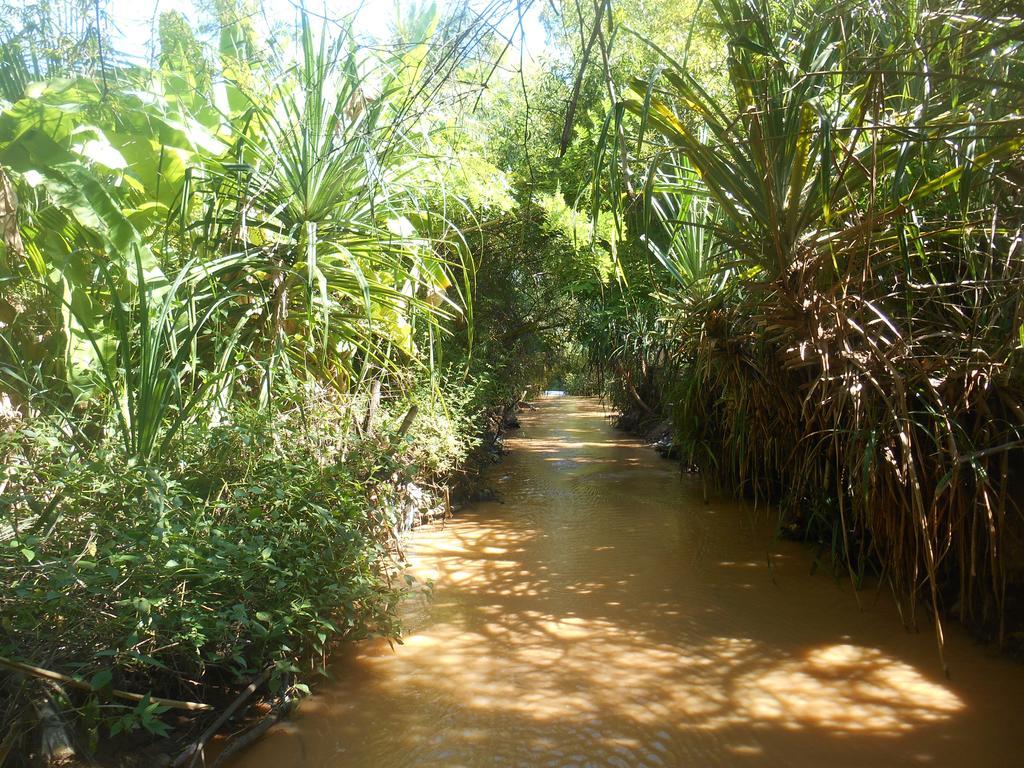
[104,0,549,66]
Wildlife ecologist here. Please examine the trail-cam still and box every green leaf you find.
[89,669,113,692]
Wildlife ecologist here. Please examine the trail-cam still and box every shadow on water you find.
[230,397,1024,768]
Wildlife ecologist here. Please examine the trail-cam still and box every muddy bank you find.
[227,396,1024,767]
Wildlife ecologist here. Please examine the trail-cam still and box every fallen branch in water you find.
[174,667,273,768]
[208,694,294,768]
[0,655,213,712]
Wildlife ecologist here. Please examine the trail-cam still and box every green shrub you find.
[0,400,399,735]
[386,374,486,480]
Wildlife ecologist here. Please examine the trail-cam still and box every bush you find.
[0,397,401,748]
[385,374,487,480]
[0,368,509,753]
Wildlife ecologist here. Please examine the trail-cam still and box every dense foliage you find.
[585,0,1024,667]
[0,1,601,761]
[0,0,1022,762]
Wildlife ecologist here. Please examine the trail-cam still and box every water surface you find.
[234,396,1024,767]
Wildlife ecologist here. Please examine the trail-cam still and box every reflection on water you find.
[232,397,1024,768]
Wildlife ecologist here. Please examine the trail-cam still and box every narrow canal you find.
[234,397,1024,767]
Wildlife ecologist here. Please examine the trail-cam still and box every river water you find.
[234,396,1024,767]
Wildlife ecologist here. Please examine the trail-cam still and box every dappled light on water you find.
[233,398,1023,767]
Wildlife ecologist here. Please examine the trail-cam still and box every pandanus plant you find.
[607,0,1024,664]
[188,10,468,396]
[0,6,475,462]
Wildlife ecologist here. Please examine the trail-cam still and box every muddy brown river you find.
[234,396,1024,767]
